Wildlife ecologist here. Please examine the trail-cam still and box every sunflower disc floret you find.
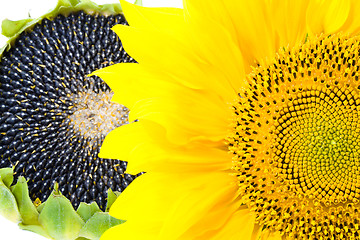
[229,34,360,239]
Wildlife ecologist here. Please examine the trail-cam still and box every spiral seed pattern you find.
[0,11,140,210]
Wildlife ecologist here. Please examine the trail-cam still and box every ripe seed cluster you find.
[0,11,139,210]
[228,34,360,239]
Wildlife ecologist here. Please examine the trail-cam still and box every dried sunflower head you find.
[0,0,142,239]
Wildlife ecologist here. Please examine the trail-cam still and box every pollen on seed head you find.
[66,86,128,143]
[228,33,360,239]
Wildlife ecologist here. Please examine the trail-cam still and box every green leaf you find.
[0,179,20,222]
[11,176,40,225]
[78,212,125,240]
[77,202,101,222]
[0,168,14,188]
[38,189,85,240]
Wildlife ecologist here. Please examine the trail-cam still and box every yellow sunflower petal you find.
[109,173,175,221]
[180,198,244,239]
[120,0,184,36]
[190,207,256,240]
[307,0,351,35]
[338,0,360,35]
[265,233,283,240]
[113,1,248,95]
[100,221,161,240]
[125,89,232,144]
[182,7,247,93]
[91,63,163,109]
[99,120,168,175]
[257,230,283,240]
[269,0,310,48]
[94,63,234,145]
[111,23,189,69]
[111,23,246,97]
[184,0,276,71]
[100,120,232,174]
[158,172,239,239]
[106,171,239,240]
[109,172,235,222]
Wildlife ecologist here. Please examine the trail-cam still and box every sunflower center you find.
[229,34,360,239]
[273,86,360,204]
[66,86,128,142]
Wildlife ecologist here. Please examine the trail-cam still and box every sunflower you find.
[0,0,142,239]
[94,0,360,239]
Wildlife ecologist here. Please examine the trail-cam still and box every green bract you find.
[1,168,123,239]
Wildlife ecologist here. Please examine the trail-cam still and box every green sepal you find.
[19,223,51,239]
[0,166,125,239]
[38,184,85,240]
[0,177,21,223]
[11,176,40,225]
[78,212,125,240]
[105,188,120,212]
[69,0,81,5]
[0,168,14,188]
[1,19,33,38]
[77,202,101,222]
[72,1,122,16]
[0,168,124,239]
[37,202,45,213]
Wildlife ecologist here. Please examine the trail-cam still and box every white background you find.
[0,0,182,239]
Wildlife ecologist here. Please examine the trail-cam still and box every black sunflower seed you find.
[0,11,141,211]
